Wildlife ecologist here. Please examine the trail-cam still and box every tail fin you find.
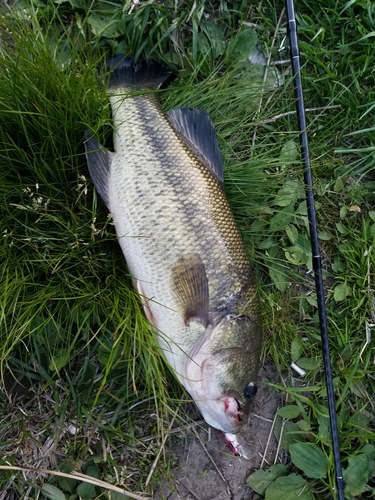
[105,56,175,91]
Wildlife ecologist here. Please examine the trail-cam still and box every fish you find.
[84,56,263,438]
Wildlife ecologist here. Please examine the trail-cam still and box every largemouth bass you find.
[84,57,262,436]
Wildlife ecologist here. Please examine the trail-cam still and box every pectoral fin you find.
[171,253,209,327]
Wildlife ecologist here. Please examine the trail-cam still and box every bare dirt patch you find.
[155,362,281,500]
[0,361,281,499]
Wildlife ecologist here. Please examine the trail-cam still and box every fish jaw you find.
[181,344,244,433]
[185,360,247,433]
[194,394,244,434]
[180,314,262,434]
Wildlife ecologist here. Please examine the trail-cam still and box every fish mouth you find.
[223,395,244,430]
[183,347,252,433]
[194,392,245,434]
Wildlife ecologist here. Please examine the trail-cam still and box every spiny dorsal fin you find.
[167,107,224,186]
[171,253,209,327]
[84,130,113,209]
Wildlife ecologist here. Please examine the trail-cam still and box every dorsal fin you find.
[84,130,113,209]
[167,107,224,186]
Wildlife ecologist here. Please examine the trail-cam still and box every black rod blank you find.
[285,1,345,498]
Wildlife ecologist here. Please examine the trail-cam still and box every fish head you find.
[186,314,262,434]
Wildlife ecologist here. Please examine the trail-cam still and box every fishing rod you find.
[285,2,345,499]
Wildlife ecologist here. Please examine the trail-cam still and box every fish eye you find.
[244,382,257,398]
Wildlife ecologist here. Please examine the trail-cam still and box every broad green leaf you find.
[269,266,288,292]
[270,206,295,231]
[369,210,375,222]
[306,295,318,307]
[291,337,304,362]
[265,474,314,500]
[296,419,311,432]
[88,14,121,38]
[285,234,312,269]
[247,464,289,495]
[333,281,351,302]
[352,376,369,395]
[360,444,375,458]
[334,176,344,192]
[268,244,280,258]
[340,205,348,219]
[284,248,307,266]
[344,454,372,496]
[298,357,321,371]
[109,492,134,500]
[285,224,298,245]
[335,222,347,234]
[274,418,305,451]
[318,231,332,241]
[316,411,331,444]
[337,404,350,432]
[295,234,312,255]
[254,204,273,215]
[275,179,300,207]
[86,464,101,479]
[295,201,307,216]
[289,443,328,479]
[76,482,96,500]
[315,402,330,419]
[280,140,299,163]
[58,477,76,494]
[296,357,321,371]
[42,484,67,500]
[226,28,257,64]
[348,412,370,430]
[277,405,301,419]
[250,218,268,233]
[201,21,226,58]
[259,236,278,249]
[331,257,346,273]
[197,32,211,57]
[340,344,353,361]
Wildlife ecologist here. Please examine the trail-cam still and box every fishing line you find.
[285,1,345,498]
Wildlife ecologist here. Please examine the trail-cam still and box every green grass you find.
[0,0,375,499]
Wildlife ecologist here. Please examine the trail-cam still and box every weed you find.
[0,1,374,499]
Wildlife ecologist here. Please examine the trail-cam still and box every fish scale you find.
[110,93,249,309]
[85,57,262,436]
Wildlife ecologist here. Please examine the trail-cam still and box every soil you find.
[0,361,281,500]
[155,362,282,500]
